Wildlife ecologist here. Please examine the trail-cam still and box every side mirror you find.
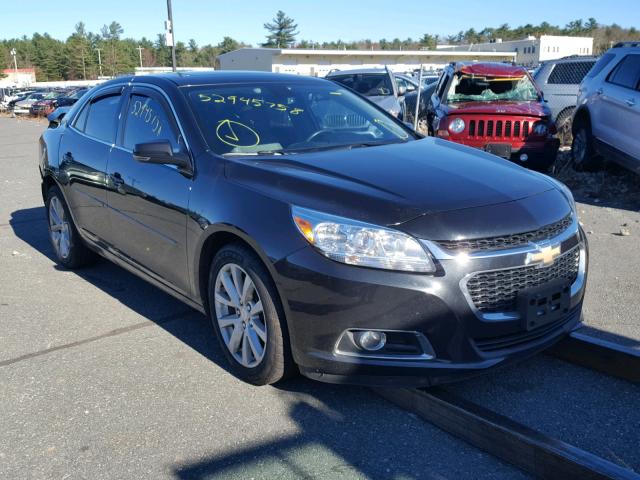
[133,140,191,171]
[47,108,67,129]
[406,83,416,92]
[397,85,407,96]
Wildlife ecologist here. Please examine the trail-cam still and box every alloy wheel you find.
[48,196,71,259]
[214,263,267,368]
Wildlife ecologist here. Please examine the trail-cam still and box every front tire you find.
[208,244,294,385]
[572,122,600,171]
[45,185,96,269]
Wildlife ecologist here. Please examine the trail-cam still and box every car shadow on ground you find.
[12,206,518,480]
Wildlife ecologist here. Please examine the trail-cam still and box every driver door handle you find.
[596,88,604,95]
[626,98,636,107]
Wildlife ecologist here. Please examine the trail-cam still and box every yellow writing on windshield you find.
[198,93,304,115]
[215,119,260,147]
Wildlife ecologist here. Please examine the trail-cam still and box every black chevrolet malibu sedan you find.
[39,72,588,386]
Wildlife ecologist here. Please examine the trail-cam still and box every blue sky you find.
[3,0,639,45]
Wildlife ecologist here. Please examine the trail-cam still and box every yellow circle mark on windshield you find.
[215,119,260,147]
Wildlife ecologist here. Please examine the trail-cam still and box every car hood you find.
[224,137,557,227]
[444,101,547,117]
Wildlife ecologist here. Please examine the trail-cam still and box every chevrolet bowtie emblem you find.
[526,244,561,267]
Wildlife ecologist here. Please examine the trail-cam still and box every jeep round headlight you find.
[448,118,465,134]
[292,206,435,273]
[532,122,548,136]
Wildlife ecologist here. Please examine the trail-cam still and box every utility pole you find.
[166,0,177,71]
[136,46,144,68]
[96,48,103,77]
[10,48,18,84]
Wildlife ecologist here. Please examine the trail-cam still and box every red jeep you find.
[427,62,559,171]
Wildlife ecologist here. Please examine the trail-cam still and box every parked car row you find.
[325,41,640,174]
[1,86,89,116]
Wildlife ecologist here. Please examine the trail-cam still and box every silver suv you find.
[533,56,597,145]
[572,42,640,173]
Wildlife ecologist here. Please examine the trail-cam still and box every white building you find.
[0,68,36,87]
[216,48,517,77]
[437,35,593,67]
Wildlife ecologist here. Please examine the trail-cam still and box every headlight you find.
[291,206,436,273]
[532,122,548,136]
[547,177,577,215]
[448,118,465,134]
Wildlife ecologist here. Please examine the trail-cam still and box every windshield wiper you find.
[221,138,409,157]
[343,138,410,149]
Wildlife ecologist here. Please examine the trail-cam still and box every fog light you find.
[520,153,529,162]
[354,331,387,351]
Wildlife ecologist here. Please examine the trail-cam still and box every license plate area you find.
[518,281,571,331]
[485,143,512,158]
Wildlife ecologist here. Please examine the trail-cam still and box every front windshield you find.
[329,73,394,97]
[446,73,539,103]
[186,82,412,156]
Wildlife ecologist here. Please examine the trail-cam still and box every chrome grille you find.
[437,215,573,253]
[466,247,580,313]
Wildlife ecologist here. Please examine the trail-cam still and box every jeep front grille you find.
[437,214,573,253]
[465,246,580,313]
[467,118,533,139]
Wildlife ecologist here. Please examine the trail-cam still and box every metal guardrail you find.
[376,387,639,480]
[548,331,640,383]
[375,329,640,479]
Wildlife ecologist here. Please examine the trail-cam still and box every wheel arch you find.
[572,107,591,134]
[194,225,290,320]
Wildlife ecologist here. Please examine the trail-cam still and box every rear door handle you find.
[596,88,604,95]
[62,152,73,163]
[626,98,636,107]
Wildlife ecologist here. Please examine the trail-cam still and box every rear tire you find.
[572,122,601,171]
[208,243,295,386]
[556,108,574,147]
[45,185,97,269]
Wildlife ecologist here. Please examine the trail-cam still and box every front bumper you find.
[275,222,587,387]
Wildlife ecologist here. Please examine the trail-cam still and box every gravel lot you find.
[1,116,639,479]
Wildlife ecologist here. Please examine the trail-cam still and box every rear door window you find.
[83,94,122,143]
[548,61,596,85]
[72,101,90,131]
[606,54,640,89]
[586,53,615,79]
[330,74,394,96]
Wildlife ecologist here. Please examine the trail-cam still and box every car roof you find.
[453,62,527,77]
[542,56,598,65]
[98,71,330,89]
[326,68,387,76]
